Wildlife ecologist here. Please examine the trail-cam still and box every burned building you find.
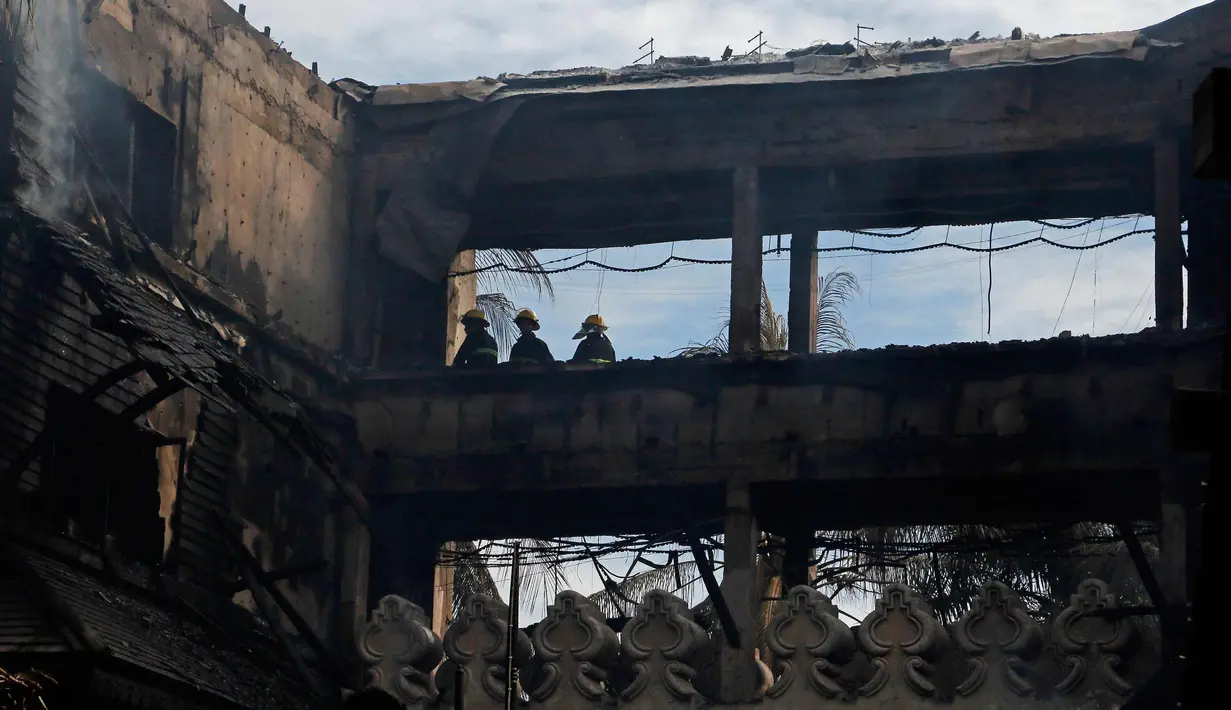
[1,1,365,707]
[1,0,1228,709]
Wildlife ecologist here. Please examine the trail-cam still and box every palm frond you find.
[815,268,861,353]
[585,561,701,618]
[476,292,519,358]
[450,541,503,619]
[759,281,789,351]
[672,279,790,356]
[810,522,1147,624]
[474,249,555,303]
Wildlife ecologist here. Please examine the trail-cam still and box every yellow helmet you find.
[514,308,540,330]
[460,309,489,327]
[574,313,608,339]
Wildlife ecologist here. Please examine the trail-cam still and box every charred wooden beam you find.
[685,531,740,650]
[216,517,346,686]
[116,378,189,420]
[221,558,330,596]
[227,528,326,698]
[1116,522,1173,627]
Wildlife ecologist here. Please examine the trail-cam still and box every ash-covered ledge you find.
[349,330,1221,531]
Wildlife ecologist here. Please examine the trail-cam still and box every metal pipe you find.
[504,540,522,710]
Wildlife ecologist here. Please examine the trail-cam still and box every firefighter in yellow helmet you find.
[453,309,499,368]
[568,314,616,364]
[508,308,555,365]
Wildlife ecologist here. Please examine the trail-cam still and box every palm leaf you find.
[585,561,701,618]
[449,540,503,619]
[810,522,1149,624]
[474,249,555,302]
[815,268,861,352]
[476,292,519,358]
[674,273,848,357]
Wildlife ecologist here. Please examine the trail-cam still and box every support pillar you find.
[1154,129,1185,332]
[719,481,759,703]
[730,167,762,353]
[1184,178,1231,329]
[787,230,819,354]
[782,526,816,589]
[368,498,440,622]
[1158,458,1202,659]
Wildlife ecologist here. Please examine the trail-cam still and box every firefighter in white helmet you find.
[508,308,555,365]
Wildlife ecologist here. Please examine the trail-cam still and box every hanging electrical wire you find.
[450,225,1157,278]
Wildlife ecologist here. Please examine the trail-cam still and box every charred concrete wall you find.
[79,0,353,352]
[2,0,363,656]
[352,331,1222,517]
[0,223,356,652]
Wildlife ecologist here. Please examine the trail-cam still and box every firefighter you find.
[453,309,499,367]
[508,308,555,365]
[569,314,616,364]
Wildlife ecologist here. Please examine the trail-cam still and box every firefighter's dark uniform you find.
[510,333,554,365]
[454,329,499,367]
[454,308,499,368]
[569,333,616,364]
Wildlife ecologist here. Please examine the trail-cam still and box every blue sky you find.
[237,0,1203,620]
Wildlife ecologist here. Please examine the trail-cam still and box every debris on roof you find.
[4,206,336,470]
[343,24,1175,108]
[0,538,318,709]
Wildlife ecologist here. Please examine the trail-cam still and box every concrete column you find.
[787,230,819,354]
[1154,129,1185,332]
[1158,458,1201,658]
[444,251,476,365]
[719,481,759,702]
[730,167,762,353]
[432,542,456,638]
[782,526,816,589]
[1184,179,1231,329]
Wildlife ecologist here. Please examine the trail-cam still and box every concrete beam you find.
[351,330,1223,535]
[482,63,1159,185]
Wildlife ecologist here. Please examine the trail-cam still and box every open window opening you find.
[78,70,178,250]
[38,383,167,566]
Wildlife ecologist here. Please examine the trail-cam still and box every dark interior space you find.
[38,384,166,566]
[78,70,177,249]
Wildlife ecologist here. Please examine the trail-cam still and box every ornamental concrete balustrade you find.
[351,330,1222,539]
[358,579,1150,710]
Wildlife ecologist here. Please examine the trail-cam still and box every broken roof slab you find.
[347,1,1231,269]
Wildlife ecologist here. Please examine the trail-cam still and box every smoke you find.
[10,0,82,220]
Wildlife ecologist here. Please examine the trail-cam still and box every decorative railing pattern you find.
[359,580,1146,710]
